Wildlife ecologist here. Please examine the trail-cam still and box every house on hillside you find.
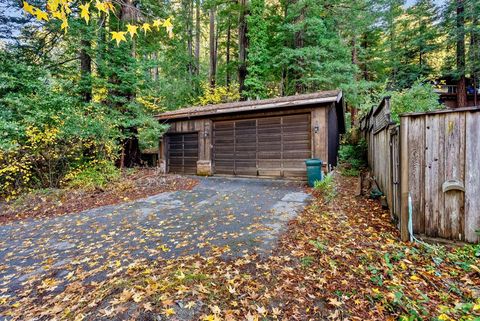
[155,90,345,179]
[434,77,479,108]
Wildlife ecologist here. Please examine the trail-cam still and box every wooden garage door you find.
[213,114,311,178]
[167,133,198,174]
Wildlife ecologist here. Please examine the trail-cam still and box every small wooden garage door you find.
[213,114,311,178]
[167,133,198,174]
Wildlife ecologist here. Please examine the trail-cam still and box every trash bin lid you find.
[305,158,322,166]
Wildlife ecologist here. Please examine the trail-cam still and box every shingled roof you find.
[156,90,342,120]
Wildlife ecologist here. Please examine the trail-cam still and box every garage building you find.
[156,90,345,179]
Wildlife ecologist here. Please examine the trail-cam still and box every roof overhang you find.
[156,90,342,121]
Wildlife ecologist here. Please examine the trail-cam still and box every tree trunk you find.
[226,18,231,86]
[153,52,159,81]
[471,14,479,106]
[194,0,200,76]
[293,5,305,94]
[280,2,288,96]
[79,39,92,102]
[456,0,467,107]
[238,0,248,97]
[209,7,217,88]
[118,0,142,168]
[186,0,194,76]
[351,36,357,66]
[361,33,368,81]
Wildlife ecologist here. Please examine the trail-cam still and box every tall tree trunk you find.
[351,37,358,66]
[186,0,194,76]
[194,0,201,76]
[293,5,305,94]
[456,0,467,107]
[471,14,479,106]
[361,33,368,81]
[209,7,217,88]
[117,0,142,168]
[97,13,107,80]
[281,2,288,96]
[153,52,159,81]
[79,39,92,102]
[226,18,231,86]
[238,0,248,97]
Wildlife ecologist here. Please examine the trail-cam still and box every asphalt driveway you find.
[0,177,310,309]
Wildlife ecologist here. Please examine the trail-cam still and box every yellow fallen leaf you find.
[163,308,175,316]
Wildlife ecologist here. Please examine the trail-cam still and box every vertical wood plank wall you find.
[363,108,479,243]
[402,110,479,243]
[312,107,328,165]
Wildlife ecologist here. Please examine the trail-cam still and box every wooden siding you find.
[312,107,328,164]
[361,101,480,243]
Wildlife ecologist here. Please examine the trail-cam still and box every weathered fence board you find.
[443,112,464,240]
[465,112,480,242]
[361,101,480,243]
[408,116,425,235]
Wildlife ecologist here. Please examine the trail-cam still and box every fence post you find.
[400,117,410,241]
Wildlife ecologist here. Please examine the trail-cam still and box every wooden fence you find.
[360,99,480,243]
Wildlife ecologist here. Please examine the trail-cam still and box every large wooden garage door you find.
[167,133,198,174]
[213,114,311,178]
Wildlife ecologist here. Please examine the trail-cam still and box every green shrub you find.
[389,80,443,123]
[338,139,367,173]
[64,161,121,191]
[314,173,336,202]
[341,168,361,177]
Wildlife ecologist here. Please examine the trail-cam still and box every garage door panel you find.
[284,114,309,122]
[257,143,282,151]
[213,113,311,178]
[284,151,311,159]
[258,151,282,159]
[169,136,183,142]
[258,169,282,176]
[258,133,281,140]
[183,151,198,158]
[283,142,310,151]
[167,133,199,174]
[257,127,281,135]
[169,151,184,157]
[258,160,282,167]
[283,160,307,168]
[215,121,234,129]
[236,119,256,127]
[282,132,310,142]
[283,125,310,133]
[235,138,256,145]
[283,170,307,178]
[258,117,281,124]
[214,128,233,134]
[169,142,184,149]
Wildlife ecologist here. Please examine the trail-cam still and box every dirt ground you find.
[0,169,198,224]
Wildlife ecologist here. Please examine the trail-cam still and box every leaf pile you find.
[2,174,479,320]
[0,169,198,224]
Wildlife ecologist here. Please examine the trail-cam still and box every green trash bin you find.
[305,158,323,187]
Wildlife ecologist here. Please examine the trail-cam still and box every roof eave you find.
[156,94,340,121]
